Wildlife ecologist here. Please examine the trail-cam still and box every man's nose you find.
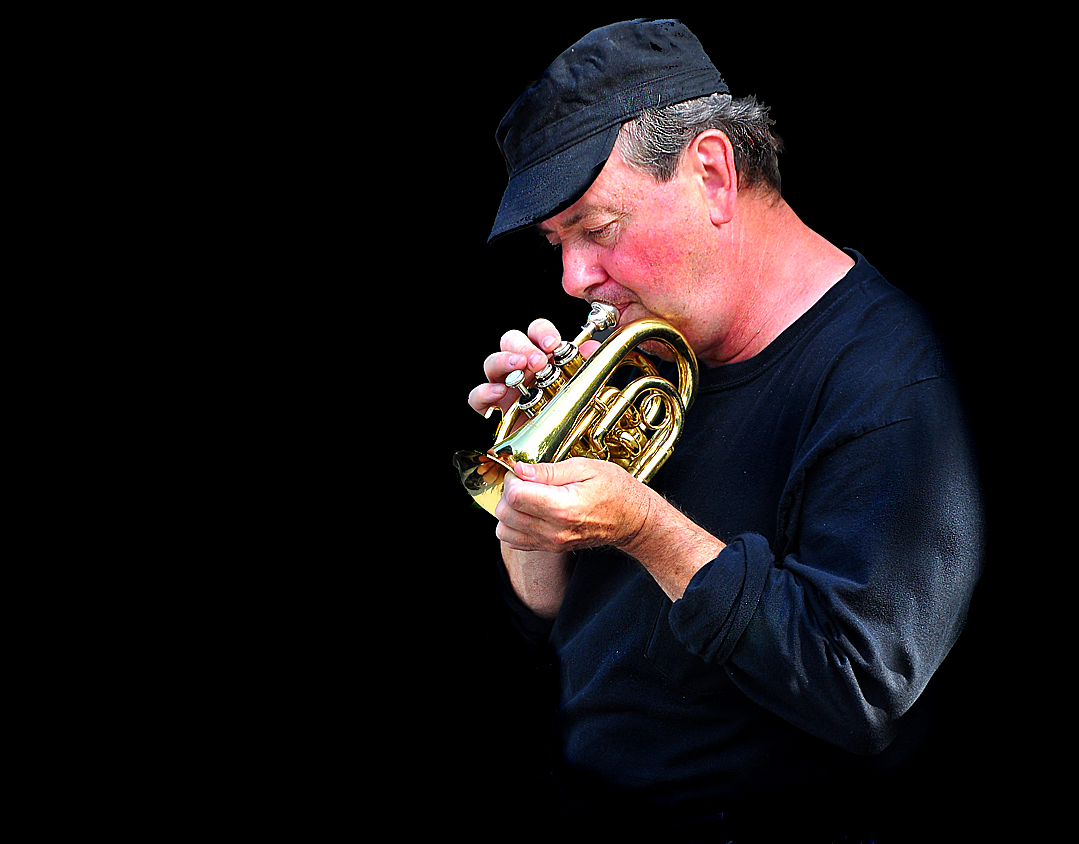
[560,244,606,299]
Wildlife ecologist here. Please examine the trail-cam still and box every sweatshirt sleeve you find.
[669,373,984,755]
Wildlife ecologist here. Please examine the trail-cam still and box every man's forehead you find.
[536,149,644,233]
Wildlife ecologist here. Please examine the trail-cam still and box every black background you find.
[73,10,1049,840]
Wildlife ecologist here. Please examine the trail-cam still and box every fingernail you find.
[542,335,558,351]
[516,462,535,479]
[528,352,546,369]
[507,354,525,368]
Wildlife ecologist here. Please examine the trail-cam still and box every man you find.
[466,18,983,839]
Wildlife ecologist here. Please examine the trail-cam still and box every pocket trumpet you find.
[453,303,698,516]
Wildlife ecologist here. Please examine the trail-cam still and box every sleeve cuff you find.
[668,533,772,664]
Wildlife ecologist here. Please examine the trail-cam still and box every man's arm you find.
[500,545,573,620]
[498,459,726,602]
[469,317,609,619]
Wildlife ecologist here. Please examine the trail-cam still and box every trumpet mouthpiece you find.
[573,302,619,347]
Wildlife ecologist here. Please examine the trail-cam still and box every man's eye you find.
[587,222,617,243]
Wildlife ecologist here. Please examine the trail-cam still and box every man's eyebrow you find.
[535,206,621,236]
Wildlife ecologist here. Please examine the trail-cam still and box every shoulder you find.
[781,254,964,441]
[807,254,945,385]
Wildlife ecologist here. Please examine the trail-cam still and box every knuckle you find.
[500,328,527,351]
[528,318,559,344]
[482,352,505,380]
[501,478,524,509]
[505,323,560,357]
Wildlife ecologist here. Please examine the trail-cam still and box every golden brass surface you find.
[454,303,698,517]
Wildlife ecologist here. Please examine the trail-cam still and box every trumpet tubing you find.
[454,303,699,517]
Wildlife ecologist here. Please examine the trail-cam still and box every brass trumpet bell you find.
[454,303,698,517]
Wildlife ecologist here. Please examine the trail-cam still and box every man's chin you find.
[637,339,675,361]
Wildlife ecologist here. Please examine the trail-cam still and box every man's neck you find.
[697,196,854,367]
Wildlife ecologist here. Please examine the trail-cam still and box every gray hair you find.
[616,93,784,195]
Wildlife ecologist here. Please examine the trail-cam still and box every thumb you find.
[513,460,574,486]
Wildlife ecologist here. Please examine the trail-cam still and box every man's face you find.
[536,146,722,357]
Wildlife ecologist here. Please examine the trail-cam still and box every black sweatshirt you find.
[497,252,984,825]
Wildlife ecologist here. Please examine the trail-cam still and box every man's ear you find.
[687,129,738,226]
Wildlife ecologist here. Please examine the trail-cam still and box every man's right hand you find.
[467,317,565,420]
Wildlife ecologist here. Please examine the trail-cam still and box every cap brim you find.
[488,123,621,243]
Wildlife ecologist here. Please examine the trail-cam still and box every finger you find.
[580,339,601,359]
[495,478,542,531]
[500,468,552,519]
[499,329,550,373]
[498,469,585,551]
[469,317,565,420]
[494,518,545,552]
[468,381,508,416]
[513,458,592,486]
[527,318,562,355]
[482,349,542,383]
[501,462,589,527]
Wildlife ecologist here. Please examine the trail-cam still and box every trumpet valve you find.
[505,369,536,396]
[553,341,584,377]
[535,362,567,396]
[506,369,546,418]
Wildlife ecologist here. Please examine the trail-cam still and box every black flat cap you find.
[489,18,728,242]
